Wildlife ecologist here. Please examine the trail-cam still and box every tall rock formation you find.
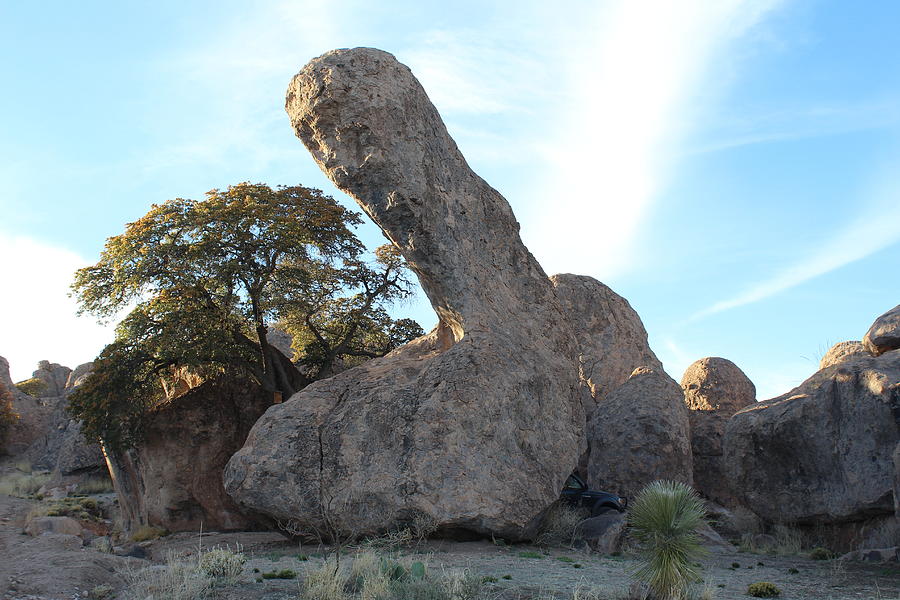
[724,350,899,525]
[586,367,693,499]
[225,48,583,540]
[680,357,755,506]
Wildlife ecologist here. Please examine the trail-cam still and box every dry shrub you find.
[0,471,51,497]
[198,545,246,583]
[76,474,115,495]
[120,552,210,600]
[131,525,168,542]
[535,501,589,547]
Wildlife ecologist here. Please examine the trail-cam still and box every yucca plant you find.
[629,480,708,599]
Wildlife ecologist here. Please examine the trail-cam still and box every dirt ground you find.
[1,491,897,600]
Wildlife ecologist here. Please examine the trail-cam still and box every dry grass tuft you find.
[535,501,590,548]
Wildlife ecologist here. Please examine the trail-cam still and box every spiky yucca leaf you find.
[629,480,708,599]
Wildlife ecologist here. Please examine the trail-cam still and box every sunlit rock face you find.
[681,357,755,507]
[864,304,900,356]
[724,350,900,525]
[225,48,583,540]
[819,341,867,370]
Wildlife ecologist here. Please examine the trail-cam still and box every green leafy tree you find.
[70,182,422,450]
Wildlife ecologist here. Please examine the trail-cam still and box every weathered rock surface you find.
[108,376,273,533]
[586,367,693,499]
[550,274,661,405]
[724,350,900,525]
[681,357,755,506]
[26,397,104,475]
[225,47,583,540]
[894,442,900,517]
[820,341,868,370]
[864,304,900,356]
[1,355,54,455]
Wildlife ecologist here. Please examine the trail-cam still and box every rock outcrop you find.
[586,367,693,499]
[1,356,53,455]
[820,341,868,370]
[894,442,900,517]
[864,305,900,356]
[26,399,104,476]
[681,357,755,506]
[225,48,583,540]
[108,376,273,533]
[724,350,900,525]
[30,361,72,397]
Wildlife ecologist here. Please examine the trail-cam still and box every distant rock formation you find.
[225,48,584,540]
[724,349,899,525]
[681,357,755,506]
[864,304,900,356]
[65,362,93,392]
[29,360,72,397]
[820,341,867,370]
[586,367,693,499]
[107,376,272,533]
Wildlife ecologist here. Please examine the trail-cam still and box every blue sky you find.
[1,0,898,398]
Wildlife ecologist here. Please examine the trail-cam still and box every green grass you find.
[261,569,297,579]
[556,556,575,563]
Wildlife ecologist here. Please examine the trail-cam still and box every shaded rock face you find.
[26,399,104,475]
[107,376,274,533]
[894,443,900,517]
[586,367,693,499]
[1,355,54,456]
[680,357,755,506]
[820,341,868,370]
[225,48,583,540]
[724,350,900,525]
[864,305,900,356]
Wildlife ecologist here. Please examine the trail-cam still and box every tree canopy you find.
[70,182,423,449]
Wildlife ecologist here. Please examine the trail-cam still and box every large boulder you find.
[1,355,54,456]
[894,442,900,517]
[864,304,900,356]
[550,274,662,406]
[820,341,868,370]
[586,367,693,499]
[107,376,273,533]
[724,350,900,525]
[64,362,93,392]
[681,357,755,506]
[225,48,583,540]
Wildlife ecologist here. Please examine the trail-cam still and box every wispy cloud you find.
[530,0,786,278]
[692,172,900,320]
[0,233,116,381]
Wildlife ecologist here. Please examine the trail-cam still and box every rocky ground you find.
[1,489,897,600]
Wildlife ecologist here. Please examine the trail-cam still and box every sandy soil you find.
[1,492,897,600]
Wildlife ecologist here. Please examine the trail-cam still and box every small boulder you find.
[24,516,84,538]
[839,547,899,563]
[864,304,900,356]
[573,512,627,553]
[587,367,693,499]
[820,341,868,370]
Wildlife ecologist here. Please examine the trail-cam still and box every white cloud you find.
[0,234,116,382]
[692,175,900,320]
[529,0,785,278]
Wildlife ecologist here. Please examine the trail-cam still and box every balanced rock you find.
[550,274,662,406]
[724,350,900,524]
[108,376,272,533]
[586,367,692,499]
[225,48,583,540]
[820,341,868,370]
[864,304,900,356]
[681,357,755,506]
